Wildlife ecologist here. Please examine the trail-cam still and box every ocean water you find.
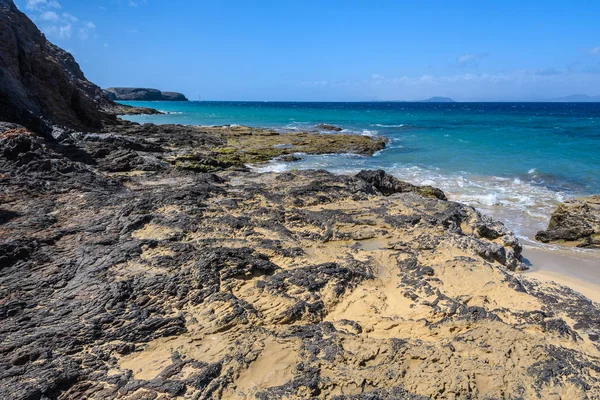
[121,101,600,245]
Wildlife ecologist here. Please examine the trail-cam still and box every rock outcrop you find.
[0,0,126,133]
[316,124,343,132]
[2,123,600,399]
[536,196,600,247]
[357,169,447,200]
[105,87,189,101]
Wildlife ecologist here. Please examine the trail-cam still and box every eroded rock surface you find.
[536,196,600,248]
[1,125,600,400]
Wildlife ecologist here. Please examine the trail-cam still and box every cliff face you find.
[105,87,189,101]
[0,0,117,133]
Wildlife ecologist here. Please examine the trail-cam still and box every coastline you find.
[120,110,600,302]
[3,2,600,397]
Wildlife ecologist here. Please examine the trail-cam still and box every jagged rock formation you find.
[536,196,600,247]
[105,87,189,101]
[1,123,600,399]
[0,0,157,134]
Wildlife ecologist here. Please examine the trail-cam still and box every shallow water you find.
[121,101,600,244]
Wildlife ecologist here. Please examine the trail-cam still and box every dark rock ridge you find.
[536,196,600,247]
[0,0,128,133]
[105,87,189,101]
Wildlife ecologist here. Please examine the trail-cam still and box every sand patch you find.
[132,223,181,240]
[227,338,297,399]
[118,333,231,380]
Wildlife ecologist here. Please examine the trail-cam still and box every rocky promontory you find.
[536,196,600,247]
[105,87,189,101]
[0,0,155,134]
[1,1,600,399]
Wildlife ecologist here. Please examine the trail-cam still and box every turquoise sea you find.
[121,101,600,244]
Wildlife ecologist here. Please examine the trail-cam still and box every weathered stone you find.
[536,196,600,247]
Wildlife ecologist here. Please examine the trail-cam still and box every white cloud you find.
[59,23,71,39]
[25,1,97,42]
[78,21,96,40]
[62,12,78,22]
[456,53,488,67]
[300,69,600,101]
[40,10,59,21]
[128,0,147,6]
[26,0,61,10]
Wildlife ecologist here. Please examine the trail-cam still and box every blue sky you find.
[16,0,600,101]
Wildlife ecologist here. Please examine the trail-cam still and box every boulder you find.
[536,196,600,247]
[316,124,343,132]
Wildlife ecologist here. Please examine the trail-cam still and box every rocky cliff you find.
[105,87,189,101]
[0,0,125,133]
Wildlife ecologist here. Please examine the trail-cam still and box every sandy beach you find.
[522,246,600,303]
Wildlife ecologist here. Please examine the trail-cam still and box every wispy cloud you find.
[40,10,59,22]
[78,22,96,40]
[128,0,147,7]
[26,0,60,10]
[590,46,600,55]
[62,12,78,22]
[300,69,600,101]
[25,0,96,42]
[455,53,488,67]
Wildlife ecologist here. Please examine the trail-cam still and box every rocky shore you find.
[2,120,600,399]
[1,1,600,399]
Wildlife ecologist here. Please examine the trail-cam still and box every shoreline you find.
[522,246,600,303]
[120,114,600,302]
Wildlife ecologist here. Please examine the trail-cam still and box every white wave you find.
[361,130,379,136]
[372,124,406,128]
[158,110,184,115]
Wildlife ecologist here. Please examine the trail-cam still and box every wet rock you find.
[356,169,447,200]
[316,124,343,132]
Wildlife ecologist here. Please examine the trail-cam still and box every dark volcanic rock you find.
[104,87,189,101]
[356,169,447,200]
[316,124,343,132]
[0,0,125,133]
[536,196,600,247]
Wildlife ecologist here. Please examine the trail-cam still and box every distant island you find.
[104,87,188,101]
[373,96,456,103]
[549,94,600,102]
[418,96,456,103]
